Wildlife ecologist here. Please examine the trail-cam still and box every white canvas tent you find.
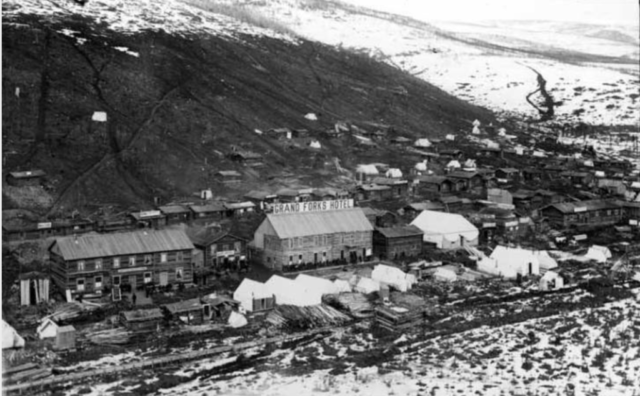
[585,245,611,263]
[478,246,542,278]
[385,168,403,178]
[295,274,338,296]
[265,275,322,306]
[446,160,461,170]
[432,267,457,282]
[371,264,415,292]
[415,160,428,172]
[333,279,352,293]
[228,311,248,328]
[414,138,432,148]
[2,320,25,349]
[540,271,564,291]
[411,210,479,249]
[233,278,274,312]
[36,318,59,339]
[350,276,381,294]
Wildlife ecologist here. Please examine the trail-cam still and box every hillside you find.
[2,0,493,216]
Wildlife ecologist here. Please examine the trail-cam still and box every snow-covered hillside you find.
[4,0,638,126]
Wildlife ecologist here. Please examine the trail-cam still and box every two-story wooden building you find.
[372,225,423,260]
[540,200,625,229]
[48,229,194,297]
[253,203,373,270]
[189,229,248,271]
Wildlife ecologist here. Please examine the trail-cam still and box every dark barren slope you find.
[2,13,494,216]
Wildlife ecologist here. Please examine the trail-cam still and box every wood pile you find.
[3,362,52,384]
[87,328,131,345]
[323,293,374,318]
[374,292,433,332]
[265,304,351,330]
[48,302,100,323]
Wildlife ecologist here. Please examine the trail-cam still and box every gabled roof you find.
[497,168,519,174]
[244,190,277,200]
[217,170,242,177]
[417,176,449,184]
[359,184,391,191]
[264,208,373,239]
[371,177,408,186]
[224,202,255,210]
[411,211,478,241]
[164,298,204,314]
[375,225,423,238]
[439,196,463,204]
[406,202,445,211]
[188,228,245,247]
[50,229,194,261]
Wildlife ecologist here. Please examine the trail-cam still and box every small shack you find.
[233,278,275,313]
[201,294,241,319]
[19,272,50,306]
[120,308,164,331]
[163,299,208,324]
[55,325,76,351]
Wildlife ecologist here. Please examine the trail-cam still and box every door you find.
[314,253,318,263]
[350,251,357,264]
[529,262,533,275]
[129,275,137,288]
[159,272,168,286]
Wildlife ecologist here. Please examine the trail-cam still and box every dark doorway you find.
[350,251,357,264]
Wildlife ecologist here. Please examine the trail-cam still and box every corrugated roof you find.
[375,225,423,238]
[265,208,373,239]
[52,229,194,260]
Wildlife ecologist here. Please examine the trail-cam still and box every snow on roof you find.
[411,210,478,242]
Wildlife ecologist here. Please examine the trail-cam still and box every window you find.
[210,244,217,255]
[289,256,293,264]
[95,276,103,289]
[160,253,168,263]
[78,261,85,272]
[175,267,184,281]
[95,259,103,271]
[144,255,152,264]
[144,272,152,284]
[76,278,85,292]
[112,275,121,286]
[298,254,302,264]
[234,242,241,252]
[113,258,120,268]
[222,244,229,252]
[129,256,136,266]
[177,251,184,261]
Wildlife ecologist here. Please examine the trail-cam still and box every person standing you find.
[132,293,137,305]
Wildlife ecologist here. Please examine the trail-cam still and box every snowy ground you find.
[61,289,640,396]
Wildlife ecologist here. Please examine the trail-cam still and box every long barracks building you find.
[253,201,373,270]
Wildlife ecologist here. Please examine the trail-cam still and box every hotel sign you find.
[272,199,354,215]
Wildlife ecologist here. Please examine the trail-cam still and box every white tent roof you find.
[356,164,379,175]
[351,276,380,294]
[585,247,608,263]
[296,274,337,296]
[415,161,428,171]
[228,311,248,328]
[234,278,273,300]
[414,138,432,147]
[385,168,403,178]
[433,267,457,282]
[2,320,25,349]
[446,160,461,169]
[266,275,322,306]
[489,246,556,270]
[590,245,612,259]
[411,211,479,243]
[333,279,352,293]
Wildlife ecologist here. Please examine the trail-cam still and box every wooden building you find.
[495,168,520,182]
[446,171,485,192]
[159,205,192,225]
[223,202,256,217]
[189,203,226,222]
[244,190,278,210]
[120,308,164,331]
[189,229,248,271]
[356,184,392,201]
[253,207,373,270]
[55,325,76,351]
[163,298,208,324]
[415,176,453,195]
[541,200,625,228]
[129,210,167,229]
[216,170,242,184]
[6,170,46,187]
[373,225,423,260]
[229,150,263,166]
[48,229,194,297]
[370,177,409,197]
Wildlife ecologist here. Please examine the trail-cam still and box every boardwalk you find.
[3,326,338,394]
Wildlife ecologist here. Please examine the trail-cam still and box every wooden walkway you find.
[3,326,338,394]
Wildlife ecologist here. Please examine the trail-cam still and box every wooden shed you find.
[163,299,209,324]
[6,170,45,187]
[55,325,76,351]
[120,308,164,331]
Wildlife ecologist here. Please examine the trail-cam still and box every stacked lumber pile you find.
[87,328,131,345]
[3,362,52,384]
[265,304,351,330]
[48,302,101,323]
[323,293,374,318]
